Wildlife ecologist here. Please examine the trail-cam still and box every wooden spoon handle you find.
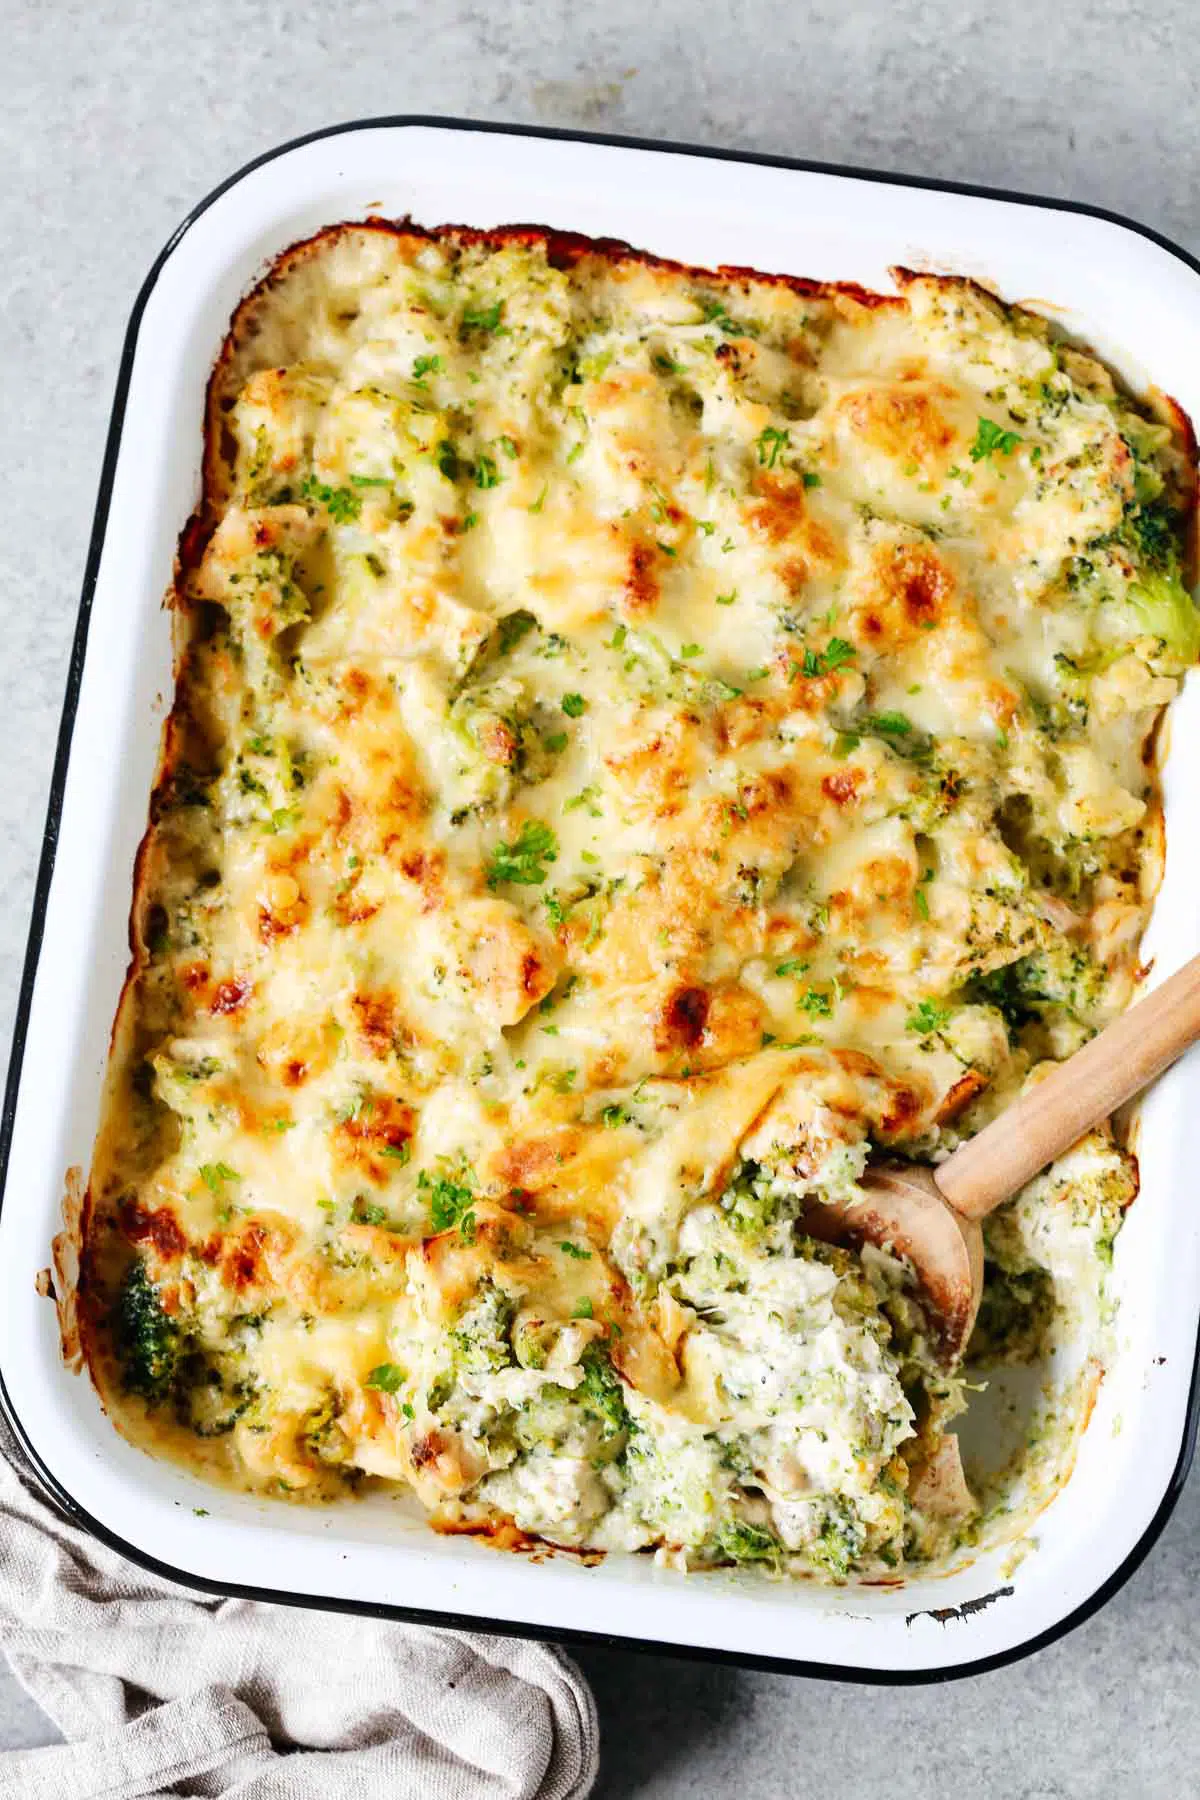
[935,953,1200,1222]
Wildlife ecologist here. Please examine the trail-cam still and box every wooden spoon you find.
[804,954,1200,1365]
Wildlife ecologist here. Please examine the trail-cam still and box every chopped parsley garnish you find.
[412,353,443,383]
[365,1363,405,1393]
[558,1240,593,1260]
[573,1296,594,1318]
[861,711,913,738]
[601,1103,632,1128]
[563,785,602,817]
[756,426,790,469]
[475,454,500,489]
[701,298,759,338]
[497,608,538,654]
[496,435,518,459]
[486,819,559,887]
[797,637,856,679]
[436,441,460,482]
[561,692,586,717]
[775,957,810,977]
[798,987,835,1017]
[199,1161,239,1194]
[801,471,822,489]
[299,476,362,523]
[461,300,504,333]
[543,889,571,929]
[352,1199,388,1226]
[419,1165,477,1241]
[970,417,1023,462]
[907,998,952,1035]
[349,473,391,488]
[715,591,737,606]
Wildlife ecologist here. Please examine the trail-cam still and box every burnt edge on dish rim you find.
[2,113,1199,1686]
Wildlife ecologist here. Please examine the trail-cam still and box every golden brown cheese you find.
[79,222,1197,1579]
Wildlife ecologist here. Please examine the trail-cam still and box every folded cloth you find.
[0,1414,598,1800]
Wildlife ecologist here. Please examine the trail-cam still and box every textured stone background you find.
[2,0,1197,1791]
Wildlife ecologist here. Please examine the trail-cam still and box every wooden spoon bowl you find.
[804,1166,983,1363]
[820,954,1200,1366]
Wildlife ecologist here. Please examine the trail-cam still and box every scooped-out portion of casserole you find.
[78,222,1197,1580]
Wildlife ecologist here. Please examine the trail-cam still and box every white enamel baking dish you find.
[3,119,1200,1681]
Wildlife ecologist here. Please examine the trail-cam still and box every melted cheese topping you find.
[81,224,1196,1580]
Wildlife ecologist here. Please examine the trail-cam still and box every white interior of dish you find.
[3,123,1200,1674]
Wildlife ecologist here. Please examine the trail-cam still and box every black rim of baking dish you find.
[3,114,1200,1687]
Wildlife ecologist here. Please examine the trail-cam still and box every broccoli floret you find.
[712,1518,782,1568]
[1112,498,1199,664]
[1071,494,1198,668]
[965,947,1104,1032]
[1122,496,1181,574]
[1127,571,1200,664]
[578,1345,630,1441]
[448,676,562,809]
[512,1315,554,1371]
[113,1257,255,1430]
[301,1391,352,1464]
[807,1502,866,1579]
[969,1264,1055,1363]
[113,1258,180,1403]
[717,1160,781,1237]
[177,1358,256,1437]
[451,1281,515,1374]
[964,960,1041,1031]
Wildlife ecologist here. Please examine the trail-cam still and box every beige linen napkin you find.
[0,1416,598,1800]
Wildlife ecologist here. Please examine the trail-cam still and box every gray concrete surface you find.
[1,0,1197,1792]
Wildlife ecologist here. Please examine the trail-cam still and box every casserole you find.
[3,118,1200,1677]
[76,216,1190,1579]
